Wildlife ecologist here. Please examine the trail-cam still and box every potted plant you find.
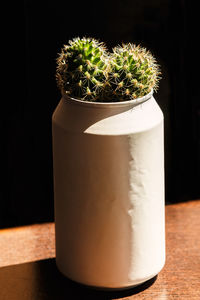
[52,37,165,290]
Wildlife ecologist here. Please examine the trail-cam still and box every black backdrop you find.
[3,0,200,228]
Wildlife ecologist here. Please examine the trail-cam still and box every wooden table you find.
[0,200,200,299]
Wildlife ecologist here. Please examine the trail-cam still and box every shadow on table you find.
[0,258,157,300]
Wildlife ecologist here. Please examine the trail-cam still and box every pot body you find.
[52,92,165,289]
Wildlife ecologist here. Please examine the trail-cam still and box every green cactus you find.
[56,37,108,101]
[56,38,161,102]
[107,43,161,101]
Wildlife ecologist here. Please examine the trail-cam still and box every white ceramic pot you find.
[52,90,165,289]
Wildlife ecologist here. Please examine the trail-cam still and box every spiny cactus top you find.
[107,43,160,101]
[56,38,161,102]
[56,37,108,101]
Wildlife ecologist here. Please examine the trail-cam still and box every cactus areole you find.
[56,37,161,102]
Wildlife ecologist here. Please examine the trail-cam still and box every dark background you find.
[3,0,200,228]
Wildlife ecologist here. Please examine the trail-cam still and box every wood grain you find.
[0,200,200,299]
[0,222,55,267]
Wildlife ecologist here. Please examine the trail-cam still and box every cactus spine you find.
[56,37,108,101]
[107,43,161,101]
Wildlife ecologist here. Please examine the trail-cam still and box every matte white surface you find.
[52,93,165,289]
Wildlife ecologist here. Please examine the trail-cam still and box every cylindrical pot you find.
[52,91,165,289]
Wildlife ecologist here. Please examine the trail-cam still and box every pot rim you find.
[62,90,153,109]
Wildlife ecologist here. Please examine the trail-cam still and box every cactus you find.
[56,37,108,101]
[107,43,161,101]
[56,38,161,102]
